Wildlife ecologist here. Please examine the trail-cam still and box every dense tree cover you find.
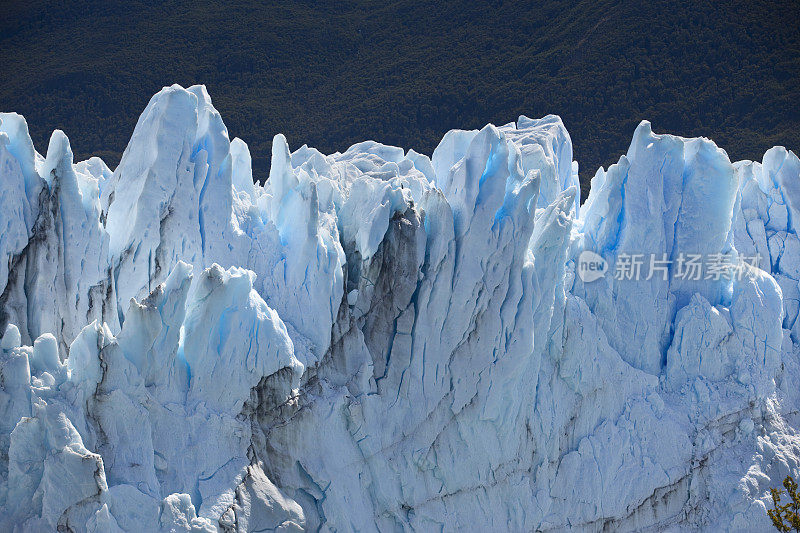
[1,0,798,199]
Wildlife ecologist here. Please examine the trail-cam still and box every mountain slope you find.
[1,0,798,198]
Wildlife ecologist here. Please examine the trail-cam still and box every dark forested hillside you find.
[2,0,798,198]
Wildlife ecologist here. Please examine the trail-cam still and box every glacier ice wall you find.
[1,84,799,531]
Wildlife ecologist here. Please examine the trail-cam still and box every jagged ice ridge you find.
[0,84,799,531]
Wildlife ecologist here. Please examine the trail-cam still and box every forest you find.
[2,0,798,199]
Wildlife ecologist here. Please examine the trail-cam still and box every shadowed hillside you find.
[2,0,798,198]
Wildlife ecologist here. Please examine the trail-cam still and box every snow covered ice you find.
[1,84,800,531]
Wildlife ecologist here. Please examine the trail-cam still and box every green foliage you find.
[1,0,798,200]
[768,476,800,531]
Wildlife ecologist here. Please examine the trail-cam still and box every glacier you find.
[0,84,799,531]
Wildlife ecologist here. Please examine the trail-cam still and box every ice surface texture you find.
[0,84,799,531]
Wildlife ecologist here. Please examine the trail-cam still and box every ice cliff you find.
[0,84,799,531]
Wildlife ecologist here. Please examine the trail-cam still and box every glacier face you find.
[0,85,799,532]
